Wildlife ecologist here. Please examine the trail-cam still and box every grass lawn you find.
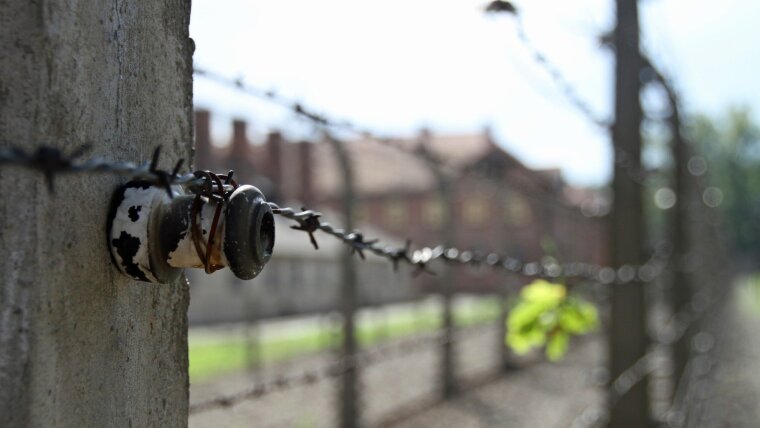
[189,297,501,382]
[736,272,760,315]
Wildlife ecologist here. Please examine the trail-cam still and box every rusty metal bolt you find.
[107,181,275,283]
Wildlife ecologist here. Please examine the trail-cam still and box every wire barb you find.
[0,144,90,192]
[0,144,198,194]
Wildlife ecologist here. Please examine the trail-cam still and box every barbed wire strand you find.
[511,18,614,129]
[0,20,729,426]
[196,50,651,198]
[1,134,721,425]
[196,50,678,219]
[271,202,669,283]
[0,144,666,283]
[195,65,641,226]
[484,1,667,189]
[569,283,725,428]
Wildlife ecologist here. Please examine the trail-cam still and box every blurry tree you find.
[689,107,760,267]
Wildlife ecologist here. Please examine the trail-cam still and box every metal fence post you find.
[499,278,521,372]
[648,61,693,400]
[326,132,361,428]
[608,0,650,426]
[419,144,458,399]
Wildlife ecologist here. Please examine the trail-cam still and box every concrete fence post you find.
[0,1,194,426]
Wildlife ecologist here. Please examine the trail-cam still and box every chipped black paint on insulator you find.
[107,181,275,283]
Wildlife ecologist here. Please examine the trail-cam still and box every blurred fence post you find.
[608,0,650,426]
[440,175,458,398]
[499,278,521,372]
[417,141,459,398]
[646,59,693,401]
[325,132,361,428]
[667,82,692,398]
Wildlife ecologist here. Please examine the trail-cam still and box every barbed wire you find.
[661,330,718,427]
[0,144,666,283]
[569,284,724,428]
[270,202,668,284]
[484,1,668,189]
[195,66,626,219]
[194,67,482,190]
[189,275,716,420]
[1,143,722,425]
[484,1,610,130]
[193,67,408,151]
[0,145,191,194]
[189,322,495,414]
[569,54,724,428]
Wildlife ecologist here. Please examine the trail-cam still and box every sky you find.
[191,0,760,186]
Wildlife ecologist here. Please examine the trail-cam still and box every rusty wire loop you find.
[190,170,240,274]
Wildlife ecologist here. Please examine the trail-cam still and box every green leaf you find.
[520,280,566,305]
[507,331,535,354]
[546,331,569,361]
[558,300,598,334]
[505,279,598,361]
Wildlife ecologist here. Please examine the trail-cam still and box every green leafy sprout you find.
[506,279,598,361]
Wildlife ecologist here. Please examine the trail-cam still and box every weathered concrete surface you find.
[0,1,194,426]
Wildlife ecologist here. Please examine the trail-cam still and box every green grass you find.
[737,272,760,315]
[189,298,501,382]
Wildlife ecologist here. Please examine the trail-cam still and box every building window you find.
[504,193,531,226]
[384,197,406,227]
[355,202,370,224]
[462,194,489,226]
[423,197,444,228]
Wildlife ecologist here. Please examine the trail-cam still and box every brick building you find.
[194,109,608,294]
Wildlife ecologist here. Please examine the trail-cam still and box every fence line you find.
[3,138,720,425]
[569,277,726,428]
[2,56,728,425]
[195,68,655,223]
[0,145,665,284]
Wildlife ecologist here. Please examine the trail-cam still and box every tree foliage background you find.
[689,107,760,268]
